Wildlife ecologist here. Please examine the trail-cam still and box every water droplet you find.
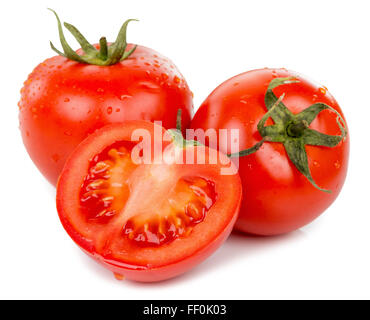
[249,120,255,125]
[240,100,247,105]
[64,97,70,102]
[233,82,239,86]
[313,160,320,167]
[319,87,327,95]
[174,76,181,84]
[334,160,341,169]
[139,82,161,92]
[312,94,318,102]
[114,273,124,281]
[161,73,169,80]
[107,106,113,114]
[115,108,120,112]
[120,94,132,101]
[64,130,72,136]
[97,88,104,93]
[31,107,37,113]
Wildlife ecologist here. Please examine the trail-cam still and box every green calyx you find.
[48,9,137,65]
[168,110,202,149]
[229,77,348,193]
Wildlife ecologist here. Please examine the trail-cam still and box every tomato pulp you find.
[191,68,349,236]
[56,121,241,282]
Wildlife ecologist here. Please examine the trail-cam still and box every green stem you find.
[99,37,108,60]
[49,9,137,65]
[286,120,309,138]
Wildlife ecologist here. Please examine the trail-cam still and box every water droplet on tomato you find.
[97,88,104,93]
[139,82,161,92]
[313,160,320,167]
[240,100,247,105]
[120,94,132,101]
[174,76,181,84]
[334,160,341,169]
[114,273,125,281]
[107,106,113,114]
[116,108,120,112]
[64,130,72,136]
[161,73,169,80]
[64,98,70,102]
[319,87,327,95]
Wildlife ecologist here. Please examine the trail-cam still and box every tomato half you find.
[19,13,193,186]
[191,68,349,236]
[56,121,241,282]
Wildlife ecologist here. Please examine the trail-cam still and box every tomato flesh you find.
[79,141,217,248]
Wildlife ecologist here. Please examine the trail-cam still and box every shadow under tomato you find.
[184,229,307,279]
[75,228,306,287]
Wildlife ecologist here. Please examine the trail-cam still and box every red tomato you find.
[56,121,241,282]
[19,13,193,186]
[191,68,349,236]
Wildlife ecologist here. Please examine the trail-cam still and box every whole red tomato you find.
[19,11,193,186]
[191,68,349,236]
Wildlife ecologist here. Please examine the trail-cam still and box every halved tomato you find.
[56,121,241,282]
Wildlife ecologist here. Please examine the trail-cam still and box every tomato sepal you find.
[229,77,348,193]
[49,9,137,65]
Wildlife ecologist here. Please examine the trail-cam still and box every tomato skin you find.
[81,215,236,282]
[56,121,241,282]
[191,68,349,236]
[19,44,193,186]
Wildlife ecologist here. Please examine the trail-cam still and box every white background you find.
[1,0,369,299]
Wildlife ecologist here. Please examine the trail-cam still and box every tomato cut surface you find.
[57,121,241,282]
